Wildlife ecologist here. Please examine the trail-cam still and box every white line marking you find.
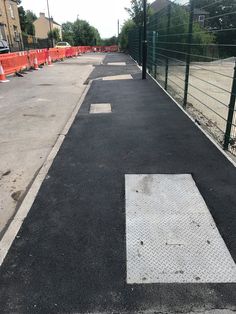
[0,83,91,266]
[126,174,236,283]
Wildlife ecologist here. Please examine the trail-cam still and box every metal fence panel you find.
[129,0,236,156]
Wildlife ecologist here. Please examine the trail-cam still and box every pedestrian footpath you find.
[0,53,235,313]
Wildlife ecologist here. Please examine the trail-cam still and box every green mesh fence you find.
[128,0,236,156]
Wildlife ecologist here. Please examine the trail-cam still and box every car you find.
[0,39,10,54]
[55,42,71,48]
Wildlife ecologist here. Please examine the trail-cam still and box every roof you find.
[45,17,61,27]
[150,0,171,13]
[193,8,209,15]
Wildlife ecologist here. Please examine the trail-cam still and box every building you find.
[0,0,23,51]
[33,12,62,40]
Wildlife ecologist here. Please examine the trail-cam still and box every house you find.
[33,12,62,40]
[0,0,23,51]
[150,0,209,27]
[192,8,209,27]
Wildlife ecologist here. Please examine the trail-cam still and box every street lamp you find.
[142,0,147,80]
[46,0,54,48]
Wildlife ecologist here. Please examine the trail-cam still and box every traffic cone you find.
[0,63,9,83]
[34,57,39,70]
[47,55,53,66]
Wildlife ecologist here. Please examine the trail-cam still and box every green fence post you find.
[152,31,156,76]
[142,0,147,80]
[183,0,195,108]
[223,61,236,151]
[165,4,171,90]
[139,27,142,65]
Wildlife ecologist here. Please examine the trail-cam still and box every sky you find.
[21,0,135,39]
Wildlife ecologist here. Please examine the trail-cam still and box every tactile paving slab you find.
[125,174,236,283]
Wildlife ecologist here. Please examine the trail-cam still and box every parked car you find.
[55,42,71,48]
[0,39,10,54]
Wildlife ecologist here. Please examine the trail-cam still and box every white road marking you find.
[126,174,236,283]
[90,103,112,114]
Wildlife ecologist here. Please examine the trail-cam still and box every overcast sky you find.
[21,0,137,39]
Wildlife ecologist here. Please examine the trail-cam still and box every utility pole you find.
[142,0,147,79]
[47,0,54,48]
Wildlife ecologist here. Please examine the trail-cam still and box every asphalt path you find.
[0,53,235,313]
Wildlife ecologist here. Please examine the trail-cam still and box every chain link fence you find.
[129,0,236,156]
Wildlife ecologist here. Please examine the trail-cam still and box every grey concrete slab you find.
[0,55,104,237]
[0,53,235,314]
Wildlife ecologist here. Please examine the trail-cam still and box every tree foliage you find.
[125,0,152,26]
[150,4,215,61]
[62,20,101,46]
[48,28,61,42]
[102,36,118,46]
[195,0,236,56]
[119,19,136,50]
[62,22,75,45]
[18,7,37,35]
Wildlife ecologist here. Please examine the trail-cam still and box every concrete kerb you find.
[0,81,92,266]
[132,56,236,169]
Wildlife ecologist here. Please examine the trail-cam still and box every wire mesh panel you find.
[129,27,142,65]
[128,0,236,156]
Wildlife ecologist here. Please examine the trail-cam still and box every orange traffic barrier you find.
[0,45,119,81]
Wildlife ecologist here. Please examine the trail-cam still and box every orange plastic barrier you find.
[0,52,28,75]
[0,45,119,78]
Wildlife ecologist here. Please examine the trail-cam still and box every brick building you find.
[0,0,22,51]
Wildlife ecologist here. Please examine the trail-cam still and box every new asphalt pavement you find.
[0,53,235,313]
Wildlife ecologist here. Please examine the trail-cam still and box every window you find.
[13,25,20,41]
[0,24,6,40]
[9,3,15,19]
[198,15,205,22]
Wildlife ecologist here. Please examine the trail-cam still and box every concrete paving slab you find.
[0,54,104,237]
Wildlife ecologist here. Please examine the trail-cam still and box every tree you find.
[119,19,136,50]
[18,7,37,35]
[62,22,75,45]
[150,4,215,61]
[48,28,61,42]
[125,0,152,26]
[102,36,118,46]
[72,20,101,46]
[195,0,236,56]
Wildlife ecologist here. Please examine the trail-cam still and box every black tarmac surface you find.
[0,53,235,313]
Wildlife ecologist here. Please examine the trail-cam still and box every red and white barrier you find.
[0,45,119,81]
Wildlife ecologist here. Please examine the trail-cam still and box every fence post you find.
[152,31,156,76]
[142,0,147,80]
[223,61,236,151]
[183,0,195,108]
[165,4,171,90]
[139,27,142,65]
